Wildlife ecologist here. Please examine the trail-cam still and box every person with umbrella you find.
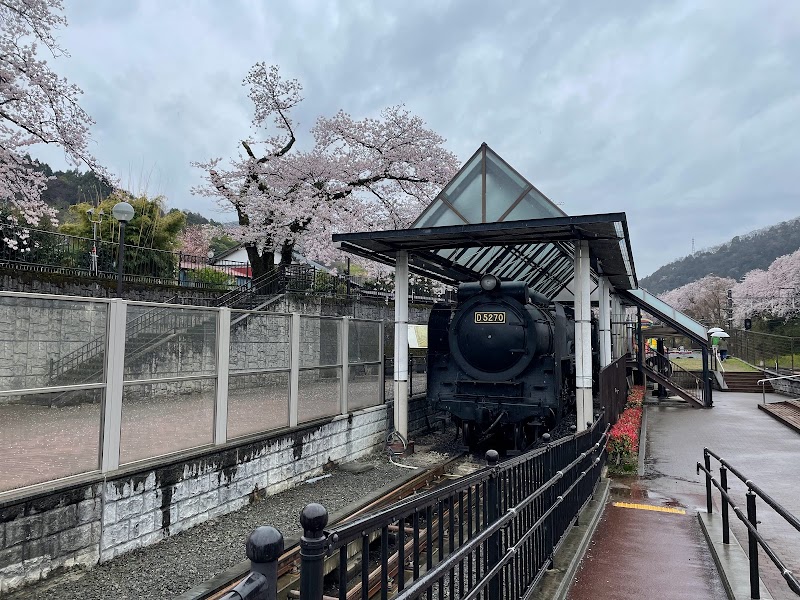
[709,329,731,361]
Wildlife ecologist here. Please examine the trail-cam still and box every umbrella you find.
[710,331,730,338]
[707,327,724,334]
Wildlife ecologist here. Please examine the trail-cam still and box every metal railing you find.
[222,413,609,600]
[757,373,800,405]
[697,448,800,598]
[0,226,248,290]
[645,347,706,405]
[730,329,799,375]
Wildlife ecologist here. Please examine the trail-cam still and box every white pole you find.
[394,251,409,440]
[574,241,593,432]
[598,277,612,368]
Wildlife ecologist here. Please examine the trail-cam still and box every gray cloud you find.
[31,0,800,276]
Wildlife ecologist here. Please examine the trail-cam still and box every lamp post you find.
[86,207,104,276]
[112,202,135,297]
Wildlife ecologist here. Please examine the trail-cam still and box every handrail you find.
[757,373,800,405]
[698,448,800,597]
[646,347,705,405]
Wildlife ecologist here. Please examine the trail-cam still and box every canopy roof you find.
[334,144,637,298]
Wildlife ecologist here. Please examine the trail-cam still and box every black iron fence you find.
[730,329,799,375]
[0,226,248,290]
[383,356,429,401]
[697,448,800,598]
[222,413,609,600]
[599,354,628,426]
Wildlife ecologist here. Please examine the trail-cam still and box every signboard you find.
[408,324,428,349]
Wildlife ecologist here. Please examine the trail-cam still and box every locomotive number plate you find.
[474,311,506,324]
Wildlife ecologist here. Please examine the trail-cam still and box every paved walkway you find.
[568,391,800,600]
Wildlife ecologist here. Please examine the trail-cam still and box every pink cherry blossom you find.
[192,63,459,279]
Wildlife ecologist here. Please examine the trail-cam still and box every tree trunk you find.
[246,245,277,293]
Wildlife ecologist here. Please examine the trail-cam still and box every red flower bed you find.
[607,386,645,465]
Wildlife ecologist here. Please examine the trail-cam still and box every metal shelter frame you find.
[332,144,710,436]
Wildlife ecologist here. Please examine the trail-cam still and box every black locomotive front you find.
[427,275,575,449]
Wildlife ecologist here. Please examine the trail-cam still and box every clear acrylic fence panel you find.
[0,387,103,492]
[348,363,382,410]
[300,316,341,367]
[120,379,215,464]
[123,305,217,381]
[298,367,341,423]
[227,371,290,438]
[229,312,290,372]
[349,320,380,363]
[0,295,108,391]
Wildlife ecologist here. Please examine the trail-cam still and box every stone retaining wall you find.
[0,405,388,595]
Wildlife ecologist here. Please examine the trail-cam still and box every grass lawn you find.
[669,356,759,372]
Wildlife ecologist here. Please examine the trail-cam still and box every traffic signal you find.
[744,318,752,330]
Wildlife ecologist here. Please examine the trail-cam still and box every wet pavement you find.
[568,391,800,600]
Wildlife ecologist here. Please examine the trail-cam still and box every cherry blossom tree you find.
[657,275,736,325]
[733,248,800,321]
[178,224,214,258]
[192,63,460,281]
[1,0,106,237]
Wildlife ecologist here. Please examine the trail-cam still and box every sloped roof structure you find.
[334,143,637,298]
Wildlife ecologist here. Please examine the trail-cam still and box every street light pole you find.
[112,202,135,297]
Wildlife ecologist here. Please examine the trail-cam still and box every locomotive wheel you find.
[462,421,480,449]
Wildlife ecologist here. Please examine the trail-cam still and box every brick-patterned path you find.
[569,391,800,600]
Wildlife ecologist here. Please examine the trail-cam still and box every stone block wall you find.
[0,404,388,595]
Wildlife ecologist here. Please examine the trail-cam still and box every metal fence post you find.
[746,490,760,599]
[214,307,231,445]
[101,299,127,473]
[720,465,729,544]
[486,449,501,600]
[299,503,329,600]
[290,313,300,428]
[704,449,713,514]
[340,317,349,415]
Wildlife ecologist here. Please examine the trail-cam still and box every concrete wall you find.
[0,404,388,595]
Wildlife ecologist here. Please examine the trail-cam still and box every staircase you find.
[723,371,771,393]
[639,361,706,408]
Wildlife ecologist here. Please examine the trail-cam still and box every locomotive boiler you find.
[427,274,582,450]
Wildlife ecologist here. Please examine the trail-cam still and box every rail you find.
[697,448,800,598]
[0,225,248,289]
[218,413,609,600]
[757,373,800,405]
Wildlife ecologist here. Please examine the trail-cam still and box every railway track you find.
[185,453,475,600]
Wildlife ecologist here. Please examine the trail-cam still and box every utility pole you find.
[726,289,733,330]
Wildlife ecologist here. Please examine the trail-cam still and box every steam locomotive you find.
[427,274,593,451]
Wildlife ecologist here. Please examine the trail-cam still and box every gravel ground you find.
[6,457,408,600]
[8,428,468,600]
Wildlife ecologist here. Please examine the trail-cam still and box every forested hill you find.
[640,216,800,294]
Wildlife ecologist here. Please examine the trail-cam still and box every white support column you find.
[289,312,300,428]
[340,316,350,415]
[379,321,385,405]
[214,308,231,445]
[609,294,619,359]
[598,277,612,368]
[101,299,127,473]
[394,251,409,440]
[573,241,593,432]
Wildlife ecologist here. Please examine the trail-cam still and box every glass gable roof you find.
[333,145,639,298]
[410,143,580,296]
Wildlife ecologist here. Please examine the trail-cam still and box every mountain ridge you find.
[640,216,800,295]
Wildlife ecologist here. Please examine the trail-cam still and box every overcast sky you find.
[33,0,800,277]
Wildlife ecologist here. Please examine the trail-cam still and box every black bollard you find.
[299,503,329,600]
[221,526,284,600]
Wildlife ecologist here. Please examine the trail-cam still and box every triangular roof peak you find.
[412,143,566,228]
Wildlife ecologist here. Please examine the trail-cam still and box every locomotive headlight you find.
[479,273,499,292]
